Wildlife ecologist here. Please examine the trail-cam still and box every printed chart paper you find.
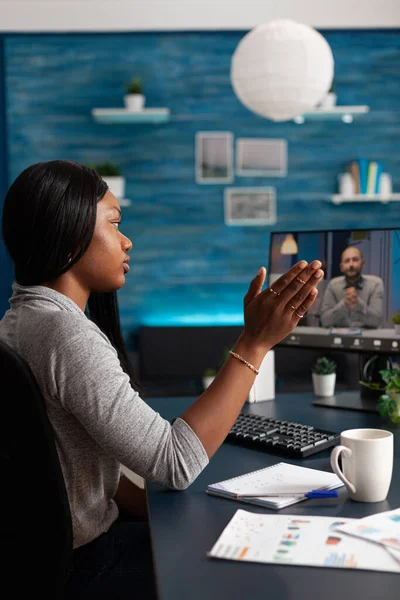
[207,509,400,573]
[336,508,400,551]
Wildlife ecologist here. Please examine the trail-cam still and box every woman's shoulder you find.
[19,310,118,373]
[10,305,111,355]
[39,310,111,348]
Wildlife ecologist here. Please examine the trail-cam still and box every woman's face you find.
[70,191,132,293]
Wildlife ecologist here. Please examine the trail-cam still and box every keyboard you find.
[226,413,340,458]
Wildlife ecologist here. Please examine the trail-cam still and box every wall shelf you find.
[331,193,400,205]
[294,105,369,123]
[91,108,170,124]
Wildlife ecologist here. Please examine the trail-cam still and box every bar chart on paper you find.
[207,510,400,573]
[324,552,357,568]
[336,508,400,551]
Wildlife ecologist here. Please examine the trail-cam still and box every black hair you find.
[2,159,136,385]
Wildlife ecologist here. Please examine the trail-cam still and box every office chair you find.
[0,338,73,598]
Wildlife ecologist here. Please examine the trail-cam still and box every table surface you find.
[146,393,400,600]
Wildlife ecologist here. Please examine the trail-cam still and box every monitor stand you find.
[313,391,378,413]
[312,353,392,414]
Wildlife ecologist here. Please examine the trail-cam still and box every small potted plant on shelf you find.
[378,366,400,423]
[87,162,125,199]
[390,312,400,335]
[124,77,145,112]
[312,356,337,397]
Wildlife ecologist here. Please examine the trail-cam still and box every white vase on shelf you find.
[379,173,392,197]
[338,173,355,196]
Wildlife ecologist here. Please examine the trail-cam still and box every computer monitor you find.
[268,227,400,412]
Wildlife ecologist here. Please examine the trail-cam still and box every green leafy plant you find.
[379,367,400,392]
[359,380,385,392]
[203,348,231,378]
[312,356,336,375]
[378,367,400,422]
[203,368,217,377]
[86,162,122,177]
[126,77,143,95]
[390,312,400,325]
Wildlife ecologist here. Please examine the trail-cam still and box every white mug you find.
[330,428,393,502]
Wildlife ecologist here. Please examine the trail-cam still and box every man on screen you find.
[319,246,384,328]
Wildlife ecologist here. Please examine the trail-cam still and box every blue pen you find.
[235,489,338,499]
[304,490,338,499]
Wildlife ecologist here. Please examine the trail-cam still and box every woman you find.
[0,160,323,598]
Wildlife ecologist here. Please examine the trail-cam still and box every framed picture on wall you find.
[195,131,234,184]
[224,187,277,226]
[236,138,287,177]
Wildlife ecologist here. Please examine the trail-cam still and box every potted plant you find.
[202,348,230,390]
[390,312,400,335]
[124,77,145,112]
[312,356,337,397]
[87,162,125,199]
[202,368,217,390]
[378,366,400,423]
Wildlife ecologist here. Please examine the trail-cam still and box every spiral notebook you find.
[206,462,344,509]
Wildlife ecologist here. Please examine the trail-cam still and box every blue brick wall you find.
[4,30,400,340]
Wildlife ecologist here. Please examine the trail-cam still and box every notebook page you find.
[208,462,343,496]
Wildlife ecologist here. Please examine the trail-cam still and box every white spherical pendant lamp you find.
[231,19,334,122]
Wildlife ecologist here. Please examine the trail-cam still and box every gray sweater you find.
[319,275,384,328]
[0,284,208,548]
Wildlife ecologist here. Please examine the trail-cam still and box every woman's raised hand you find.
[242,260,323,352]
[181,259,323,458]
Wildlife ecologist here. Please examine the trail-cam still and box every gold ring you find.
[295,311,305,318]
[269,286,280,296]
[296,277,306,284]
[288,303,296,310]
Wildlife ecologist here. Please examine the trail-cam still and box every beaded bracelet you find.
[229,351,260,375]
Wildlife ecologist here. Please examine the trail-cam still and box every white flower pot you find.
[394,324,400,335]
[202,375,215,390]
[318,92,337,109]
[101,176,125,199]
[123,94,145,111]
[312,373,336,397]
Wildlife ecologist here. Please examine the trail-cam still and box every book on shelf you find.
[358,158,369,194]
[367,161,378,194]
[348,161,360,194]
[374,161,383,193]
[346,159,384,196]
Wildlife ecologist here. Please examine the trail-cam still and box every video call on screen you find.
[268,229,400,332]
